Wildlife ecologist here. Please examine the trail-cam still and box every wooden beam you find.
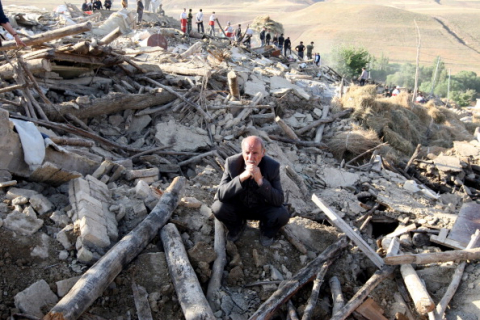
[160,223,216,320]
[400,264,435,314]
[384,247,480,265]
[206,219,227,309]
[312,194,384,269]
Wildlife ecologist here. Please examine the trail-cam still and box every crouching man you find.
[212,136,290,247]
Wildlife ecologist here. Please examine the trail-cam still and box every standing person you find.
[0,1,26,47]
[209,11,215,36]
[180,8,187,34]
[212,136,290,247]
[278,33,284,51]
[234,24,242,43]
[314,52,321,66]
[93,0,103,10]
[243,25,253,48]
[136,0,144,24]
[196,9,204,33]
[224,22,234,39]
[284,36,291,56]
[259,27,266,46]
[82,0,89,11]
[295,41,305,60]
[187,9,193,34]
[306,41,314,60]
[391,86,400,96]
[265,30,271,45]
[359,67,369,86]
[272,34,278,47]
[104,0,112,10]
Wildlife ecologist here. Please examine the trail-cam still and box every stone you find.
[454,141,480,157]
[6,188,39,200]
[31,233,52,259]
[270,76,310,100]
[29,194,54,215]
[135,180,152,198]
[434,155,463,172]
[56,276,81,297]
[227,266,244,286]
[14,279,58,317]
[180,196,202,208]
[127,114,151,135]
[50,211,70,227]
[187,241,217,266]
[77,216,110,248]
[322,167,360,188]
[155,120,211,152]
[244,74,268,98]
[56,225,75,250]
[3,210,44,235]
[12,196,28,206]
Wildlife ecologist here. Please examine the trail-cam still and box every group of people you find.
[383,85,400,97]
[81,0,110,11]
[179,9,216,36]
[134,0,164,24]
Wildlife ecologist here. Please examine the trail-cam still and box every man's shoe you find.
[260,235,274,247]
[227,222,246,242]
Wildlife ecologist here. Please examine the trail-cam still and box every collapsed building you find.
[0,4,480,320]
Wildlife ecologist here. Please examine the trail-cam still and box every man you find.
[278,34,284,51]
[392,86,400,96]
[295,41,305,60]
[212,136,290,247]
[283,36,291,56]
[93,0,103,10]
[306,41,314,60]
[209,12,215,36]
[224,21,234,39]
[243,25,253,48]
[265,30,271,45]
[82,0,89,11]
[359,67,368,86]
[104,0,112,10]
[196,9,204,33]
[234,24,242,43]
[314,52,321,66]
[187,9,193,34]
[259,27,266,46]
[180,8,187,34]
[136,0,144,24]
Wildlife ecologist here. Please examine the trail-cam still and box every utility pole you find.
[447,68,451,106]
[412,20,421,103]
[430,56,441,98]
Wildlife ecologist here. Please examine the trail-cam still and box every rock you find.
[454,141,480,157]
[244,74,268,98]
[14,279,58,317]
[269,75,311,100]
[187,241,217,266]
[56,276,81,297]
[180,196,202,208]
[227,266,244,286]
[322,167,360,188]
[127,114,151,134]
[3,210,44,235]
[155,120,211,152]
[29,193,54,215]
[31,233,52,259]
[434,155,463,173]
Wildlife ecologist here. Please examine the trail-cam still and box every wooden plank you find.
[312,194,384,268]
[356,298,388,320]
[449,202,480,248]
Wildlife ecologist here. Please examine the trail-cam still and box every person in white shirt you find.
[196,8,204,33]
[180,8,187,33]
[224,21,234,39]
[209,12,215,36]
[392,86,400,96]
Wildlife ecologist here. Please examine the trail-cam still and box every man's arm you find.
[256,161,284,206]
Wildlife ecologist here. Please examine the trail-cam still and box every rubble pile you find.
[0,4,480,320]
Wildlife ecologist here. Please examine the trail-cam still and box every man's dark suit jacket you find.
[215,154,284,208]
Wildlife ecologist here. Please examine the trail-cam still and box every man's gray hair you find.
[241,136,265,150]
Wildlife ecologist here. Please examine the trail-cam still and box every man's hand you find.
[240,164,263,186]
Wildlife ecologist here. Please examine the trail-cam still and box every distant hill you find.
[4,0,480,74]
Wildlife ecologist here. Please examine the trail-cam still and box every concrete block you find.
[56,225,75,250]
[86,175,111,203]
[29,194,54,215]
[56,276,81,298]
[322,167,360,188]
[133,201,148,217]
[14,279,58,318]
[3,210,43,235]
[6,188,39,200]
[77,246,94,263]
[12,196,28,206]
[434,155,463,172]
[135,180,152,198]
[50,210,70,227]
[77,216,110,248]
[134,176,157,185]
[154,120,212,152]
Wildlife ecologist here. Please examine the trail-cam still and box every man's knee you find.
[276,206,290,227]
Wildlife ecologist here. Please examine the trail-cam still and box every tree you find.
[332,45,372,79]
[451,89,477,107]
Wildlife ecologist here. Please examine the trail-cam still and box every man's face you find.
[242,139,265,167]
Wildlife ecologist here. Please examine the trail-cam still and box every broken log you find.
[285,165,310,198]
[43,176,185,320]
[206,219,227,309]
[345,142,388,167]
[0,58,52,80]
[98,27,122,45]
[160,223,216,320]
[434,230,480,319]
[296,109,353,135]
[227,70,240,100]
[248,236,348,320]
[314,104,330,143]
[268,135,327,149]
[400,264,435,314]
[131,281,153,320]
[312,194,384,269]
[404,144,421,172]
[384,247,480,265]
[287,300,300,320]
[0,83,27,94]
[329,276,345,315]
[178,150,218,167]
[157,64,211,77]
[49,137,94,148]
[275,116,299,140]
[0,180,17,188]
[180,41,203,59]
[42,91,176,121]
[301,262,331,320]
[330,265,397,320]
[0,22,93,51]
